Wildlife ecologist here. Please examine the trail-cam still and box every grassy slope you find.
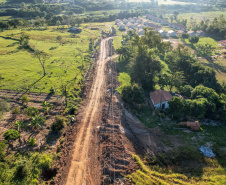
[0,23,107,93]
[129,154,226,185]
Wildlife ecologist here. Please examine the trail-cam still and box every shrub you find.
[14,160,29,180]
[0,98,10,120]
[3,129,20,141]
[0,142,6,161]
[24,107,39,117]
[20,94,30,105]
[51,116,65,132]
[12,107,20,114]
[27,138,36,146]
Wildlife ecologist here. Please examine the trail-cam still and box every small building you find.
[115,19,121,25]
[158,30,167,37]
[68,27,82,33]
[219,40,226,49]
[187,30,196,36]
[123,19,128,25]
[137,24,144,30]
[150,90,173,109]
[136,19,143,24]
[177,30,184,37]
[144,21,149,25]
[110,27,116,35]
[138,29,144,35]
[168,30,177,37]
[196,30,205,37]
[118,24,126,31]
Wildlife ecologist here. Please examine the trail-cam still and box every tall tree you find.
[34,50,49,76]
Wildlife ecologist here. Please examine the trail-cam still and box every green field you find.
[0,23,109,94]
[178,11,226,26]
[0,0,6,3]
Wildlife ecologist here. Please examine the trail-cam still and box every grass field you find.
[0,23,109,94]
[178,11,226,26]
[0,0,6,3]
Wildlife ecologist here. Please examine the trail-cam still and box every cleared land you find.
[0,23,113,94]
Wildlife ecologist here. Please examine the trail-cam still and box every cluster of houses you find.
[42,0,73,4]
[115,16,205,38]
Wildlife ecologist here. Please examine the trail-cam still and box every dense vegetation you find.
[116,29,226,123]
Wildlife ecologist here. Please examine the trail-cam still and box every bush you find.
[12,107,20,114]
[20,94,30,105]
[14,160,29,180]
[0,98,10,120]
[24,107,39,117]
[27,138,36,146]
[0,142,6,161]
[3,129,20,141]
[51,116,65,132]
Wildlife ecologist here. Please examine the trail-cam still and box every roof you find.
[197,30,204,33]
[150,90,173,105]
[187,31,194,34]
[219,40,226,46]
[168,30,175,33]
[177,30,184,34]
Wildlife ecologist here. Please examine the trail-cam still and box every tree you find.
[173,11,179,20]
[0,98,10,120]
[121,84,145,105]
[56,35,62,44]
[0,142,6,161]
[19,32,30,48]
[168,97,185,119]
[170,15,174,23]
[184,98,208,118]
[189,35,199,45]
[179,85,193,98]
[181,33,189,40]
[196,44,216,57]
[34,50,49,76]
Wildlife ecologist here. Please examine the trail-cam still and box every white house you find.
[168,30,177,37]
[158,30,167,37]
[150,90,173,109]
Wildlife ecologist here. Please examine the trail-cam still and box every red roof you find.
[150,90,173,105]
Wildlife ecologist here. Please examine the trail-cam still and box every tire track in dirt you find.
[65,38,109,185]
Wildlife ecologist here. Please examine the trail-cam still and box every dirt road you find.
[65,39,109,185]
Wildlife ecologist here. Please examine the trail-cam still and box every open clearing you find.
[0,23,114,94]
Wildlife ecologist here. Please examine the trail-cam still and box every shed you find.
[150,90,173,109]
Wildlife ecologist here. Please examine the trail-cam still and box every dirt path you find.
[65,39,109,185]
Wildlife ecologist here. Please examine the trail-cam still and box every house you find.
[136,19,143,24]
[150,90,173,109]
[144,21,149,25]
[118,24,126,30]
[187,31,196,36]
[68,27,82,33]
[168,30,177,37]
[115,19,121,25]
[137,24,144,30]
[177,30,184,37]
[138,29,144,35]
[158,30,167,37]
[219,40,226,49]
[123,19,128,24]
[196,30,205,37]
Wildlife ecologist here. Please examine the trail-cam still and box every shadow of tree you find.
[201,57,226,74]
